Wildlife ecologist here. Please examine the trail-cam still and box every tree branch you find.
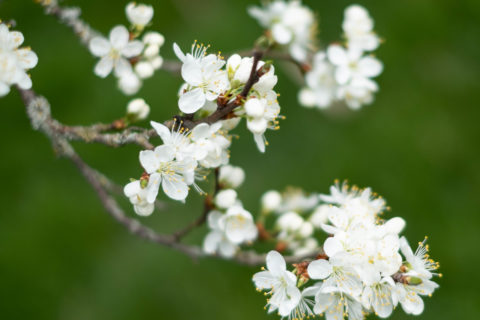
[18,87,315,266]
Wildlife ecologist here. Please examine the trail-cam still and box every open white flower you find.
[203,211,238,257]
[327,44,383,85]
[253,251,301,317]
[298,51,337,109]
[126,2,154,29]
[173,42,230,113]
[150,121,195,161]
[89,25,143,78]
[0,24,38,96]
[399,236,440,279]
[308,284,364,320]
[361,277,396,318]
[248,0,315,62]
[139,145,196,201]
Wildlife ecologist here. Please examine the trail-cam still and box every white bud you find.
[143,32,165,46]
[219,165,245,189]
[277,212,304,231]
[245,98,266,118]
[299,222,314,237]
[298,88,316,108]
[126,2,154,28]
[247,118,268,134]
[118,72,142,95]
[309,204,331,227]
[135,61,154,79]
[144,44,159,59]
[215,189,238,209]
[127,98,150,120]
[261,190,282,212]
[150,56,163,70]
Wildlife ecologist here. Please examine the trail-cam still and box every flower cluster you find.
[0,23,38,97]
[253,182,441,319]
[124,120,232,215]
[248,0,316,63]
[260,188,321,256]
[89,2,164,95]
[203,168,258,257]
[174,42,282,152]
[299,5,383,110]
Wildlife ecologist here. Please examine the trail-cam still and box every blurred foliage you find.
[0,0,479,319]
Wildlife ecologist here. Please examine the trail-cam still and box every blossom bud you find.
[135,61,154,79]
[127,98,150,120]
[406,276,423,285]
[245,98,266,118]
[215,189,237,209]
[261,190,282,212]
[126,2,154,28]
[143,32,165,46]
[299,222,314,237]
[247,118,268,134]
[118,72,142,95]
[150,56,163,70]
[144,44,159,59]
[277,212,304,231]
[219,165,245,189]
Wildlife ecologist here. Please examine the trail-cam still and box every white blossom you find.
[139,145,196,201]
[253,251,301,317]
[0,24,38,96]
[298,52,337,109]
[327,44,383,86]
[89,25,143,78]
[173,42,230,113]
[248,0,315,62]
[203,205,257,257]
[127,98,150,120]
[343,5,380,52]
[126,2,154,29]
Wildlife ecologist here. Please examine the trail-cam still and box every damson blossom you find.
[139,145,196,201]
[253,251,301,317]
[89,25,144,78]
[126,2,154,30]
[253,182,441,320]
[248,0,316,62]
[174,42,230,113]
[298,4,384,110]
[0,23,38,96]
[203,205,257,258]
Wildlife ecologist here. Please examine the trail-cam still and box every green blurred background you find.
[1,0,479,319]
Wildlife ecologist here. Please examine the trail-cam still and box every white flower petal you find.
[89,37,111,56]
[308,259,332,279]
[94,56,114,78]
[121,40,144,58]
[266,250,286,276]
[178,88,206,113]
[109,25,129,49]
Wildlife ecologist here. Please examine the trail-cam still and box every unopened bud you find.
[127,98,150,121]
